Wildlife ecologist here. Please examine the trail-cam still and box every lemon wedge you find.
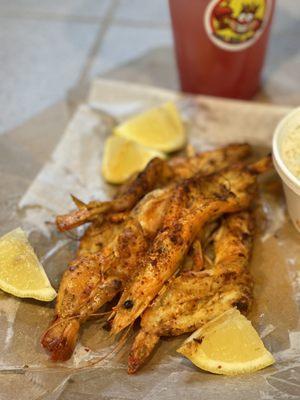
[114,101,186,152]
[0,228,56,301]
[102,135,166,184]
[177,308,275,375]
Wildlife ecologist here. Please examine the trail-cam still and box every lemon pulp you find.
[114,101,185,153]
[102,135,165,184]
[0,228,56,301]
[177,308,275,375]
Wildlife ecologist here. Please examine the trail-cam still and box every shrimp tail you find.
[127,330,160,374]
[70,194,87,208]
[41,318,80,361]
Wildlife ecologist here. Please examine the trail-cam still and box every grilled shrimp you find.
[41,188,171,361]
[128,212,254,373]
[77,217,126,257]
[110,156,271,335]
[56,144,251,231]
[41,147,252,361]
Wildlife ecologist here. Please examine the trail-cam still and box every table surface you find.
[0,0,299,229]
[0,2,299,398]
[0,0,300,136]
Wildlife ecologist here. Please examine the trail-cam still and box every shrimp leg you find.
[56,157,172,231]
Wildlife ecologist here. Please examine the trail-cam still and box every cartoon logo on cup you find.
[204,0,271,51]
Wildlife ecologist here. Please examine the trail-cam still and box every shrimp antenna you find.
[70,194,87,209]
[34,323,133,375]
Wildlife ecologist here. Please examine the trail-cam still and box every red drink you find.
[169,0,276,99]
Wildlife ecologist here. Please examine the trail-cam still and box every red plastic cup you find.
[169,0,276,99]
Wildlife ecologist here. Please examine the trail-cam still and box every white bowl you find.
[273,107,300,233]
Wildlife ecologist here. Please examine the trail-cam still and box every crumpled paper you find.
[1,79,299,399]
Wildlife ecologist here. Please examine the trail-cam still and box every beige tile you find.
[0,0,111,18]
[0,17,99,134]
[114,0,170,25]
[90,24,173,77]
[260,0,300,105]
[102,47,178,90]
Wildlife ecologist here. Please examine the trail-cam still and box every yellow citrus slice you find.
[114,101,186,152]
[177,308,275,375]
[102,135,166,184]
[0,228,57,301]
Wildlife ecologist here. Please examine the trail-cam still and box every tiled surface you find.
[0,18,99,133]
[0,0,112,18]
[0,0,300,135]
[114,0,170,25]
[102,47,178,90]
[89,24,172,76]
[257,1,300,105]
